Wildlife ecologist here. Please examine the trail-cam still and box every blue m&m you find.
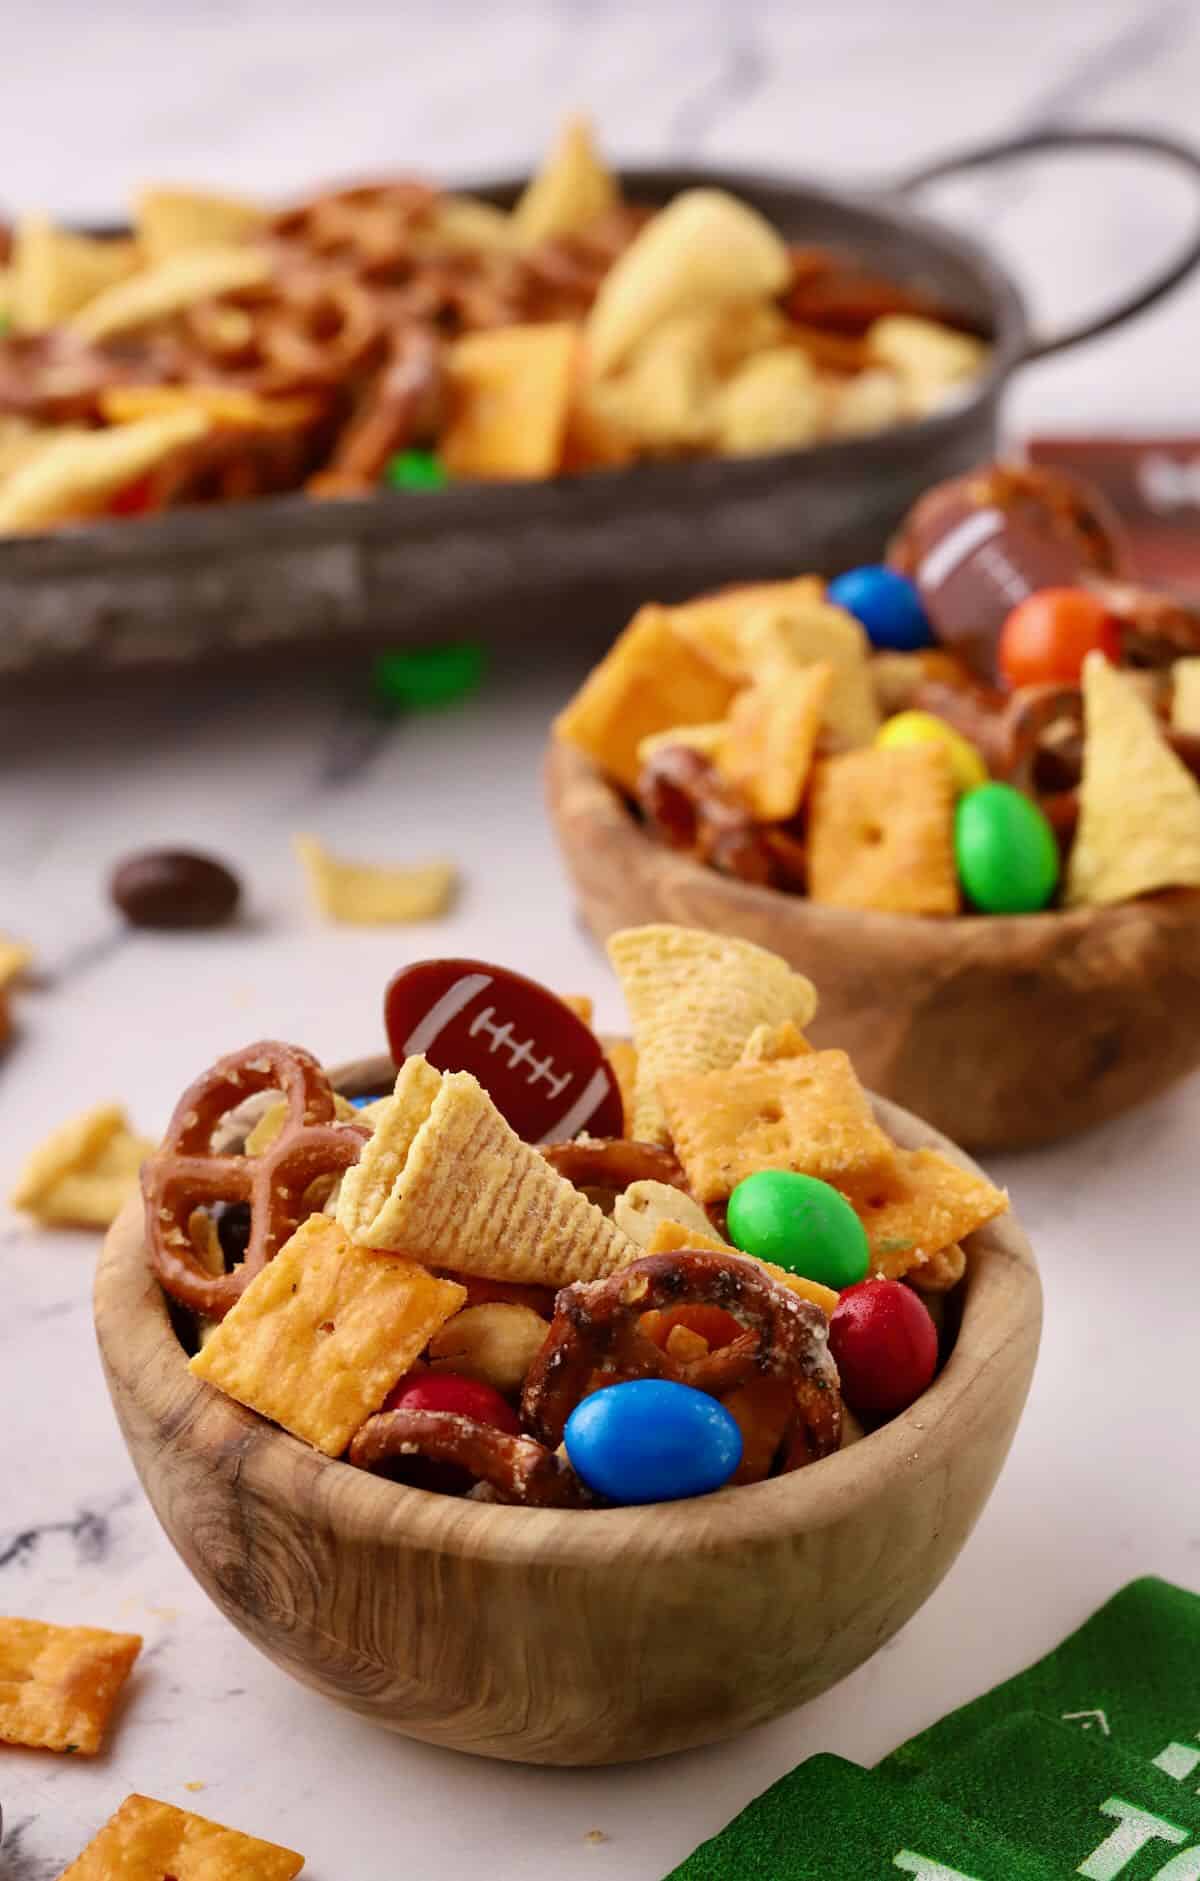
[827,564,933,652]
[564,1379,742,1504]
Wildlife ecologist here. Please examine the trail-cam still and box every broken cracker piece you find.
[645,1217,838,1316]
[10,1103,154,1229]
[8,216,138,331]
[606,924,817,1145]
[717,657,834,820]
[738,1020,813,1063]
[294,833,456,924]
[512,116,618,246]
[807,742,959,915]
[441,320,579,481]
[135,184,266,262]
[0,409,210,531]
[337,1061,638,1287]
[0,1616,141,1753]
[843,1149,1006,1282]
[70,244,272,342]
[660,1049,897,1203]
[60,1792,304,1879]
[190,1214,465,1456]
[1067,648,1200,906]
[554,602,736,793]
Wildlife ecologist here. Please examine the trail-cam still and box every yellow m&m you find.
[874,710,988,795]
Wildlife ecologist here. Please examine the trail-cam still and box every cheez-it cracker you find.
[0,1615,141,1753]
[660,1050,897,1203]
[554,603,737,794]
[59,1792,304,1879]
[189,1215,466,1455]
[845,1148,1007,1282]
[807,742,959,915]
[716,657,834,820]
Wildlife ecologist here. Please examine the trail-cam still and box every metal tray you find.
[4,128,1199,685]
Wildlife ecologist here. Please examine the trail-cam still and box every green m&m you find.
[954,781,1060,914]
[726,1170,869,1290]
[384,447,448,491]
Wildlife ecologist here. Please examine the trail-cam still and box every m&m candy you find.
[385,1370,521,1433]
[828,1279,938,1417]
[384,447,449,491]
[564,1379,742,1505]
[998,587,1120,689]
[875,710,988,795]
[827,565,932,652]
[371,641,486,710]
[955,782,1060,914]
[726,1170,869,1291]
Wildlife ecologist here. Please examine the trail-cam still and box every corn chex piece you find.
[70,244,272,342]
[512,115,617,245]
[554,603,737,793]
[738,1020,813,1063]
[135,185,266,262]
[607,924,818,1145]
[712,347,827,456]
[441,320,579,481]
[8,216,138,331]
[1171,657,1200,736]
[0,1616,141,1753]
[868,314,987,411]
[585,307,725,452]
[585,188,790,378]
[60,1792,304,1879]
[843,1148,1006,1281]
[294,833,456,924]
[0,410,210,532]
[808,742,959,914]
[644,1217,839,1316]
[10,1103,155,1228]
[660,1049,897,1203]
[336,1057,638,1286]
[717,657,834,820]
[1068,649,1200,906]
[190,1215,465,1455]
[243,1091,359,1156]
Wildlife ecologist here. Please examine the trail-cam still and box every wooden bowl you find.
[547,739,1200,1153]
[94,1053,1039,1766]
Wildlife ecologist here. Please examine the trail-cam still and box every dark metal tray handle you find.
[889,126,1200,362]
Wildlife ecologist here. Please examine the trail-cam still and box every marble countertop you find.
[4,3,1200,1876]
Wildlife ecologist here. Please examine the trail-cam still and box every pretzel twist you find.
[142,1039,368,1320]
[348,1409,594,1508]
[522,1249,842,1471]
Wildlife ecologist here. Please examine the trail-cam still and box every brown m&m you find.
[384,958,625,1142]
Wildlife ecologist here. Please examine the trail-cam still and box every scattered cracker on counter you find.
[294,833,457,924]
[0,935,31,1047]
[59,1793,304,1880]
[142,925,1010,1508]
[0,1615,142,1753]
[11,1103,154,1229]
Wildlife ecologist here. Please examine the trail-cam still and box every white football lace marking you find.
[403,973,493,1056]
[542,1066,613,1144]
[469,1006,573,1099]
[917,506,1004,591]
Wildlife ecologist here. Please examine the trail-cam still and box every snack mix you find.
[140,932,1008,1509]
[555,461,1200,915]
[0,119,988,531]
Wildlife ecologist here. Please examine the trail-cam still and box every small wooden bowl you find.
[547,739,1200,1152]
[95,1054,1039,1766]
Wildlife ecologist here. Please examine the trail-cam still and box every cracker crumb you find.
[585,1829,609,1845]
[184,1780,206,1793]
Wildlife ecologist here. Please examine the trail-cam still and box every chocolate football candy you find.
[887,463,1127,682]
[110,848,241,929]
[384,958,624,1143]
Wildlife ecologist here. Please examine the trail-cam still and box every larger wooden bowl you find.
[547,739,1200,1152]
[95,1055,1039,1766]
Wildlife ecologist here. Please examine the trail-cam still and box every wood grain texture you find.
[95,1052,1039,1765]
[546,738,1200,1152]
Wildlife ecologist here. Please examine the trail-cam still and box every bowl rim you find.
[96,1063,1041,1570]
[546,736,1200,946]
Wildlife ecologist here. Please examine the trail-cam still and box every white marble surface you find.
[4,3,1200,1875]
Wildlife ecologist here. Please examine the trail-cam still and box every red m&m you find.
[828,1279,938,1418]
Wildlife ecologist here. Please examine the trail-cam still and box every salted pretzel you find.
[541,1137,688,1194]
[348,1408,594,1508]
[307,325,444,497]
[142,1039,368,1321]
[522,1249,842,1470]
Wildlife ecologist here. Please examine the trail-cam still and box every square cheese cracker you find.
[0,1616,141,1753]
[843,1148,1007,1282]
[10,1103,155,1228]
[659,1048,897,1203]
[190,1215,466,1455]
[60,1792,303,1879]
[606,924,817,1145]
[716,658,834,820]
[807,742,959,915]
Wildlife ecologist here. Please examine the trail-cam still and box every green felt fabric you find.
[664,1753,1056,1879]
[921,1713,1200,1876]
[880,1578,1200,1785]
